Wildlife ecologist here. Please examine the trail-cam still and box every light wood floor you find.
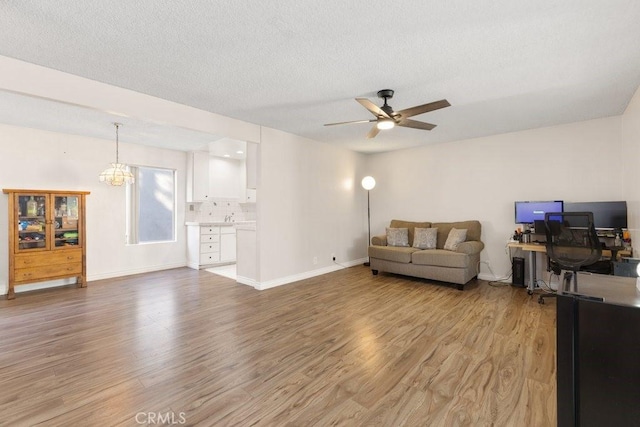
[0,266,557,426]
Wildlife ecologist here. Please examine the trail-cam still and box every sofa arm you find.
[455,241,484,255]
[371,234,387,246]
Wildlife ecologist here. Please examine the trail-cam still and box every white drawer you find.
[200,252,220,265]
[200,226,219,236]
[200,234,220,243]
[200,242,219,254]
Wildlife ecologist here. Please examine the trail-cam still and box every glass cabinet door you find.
[16,194,48,251]
[53,195,82,248]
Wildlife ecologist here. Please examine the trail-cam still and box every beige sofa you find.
[368,219,484,290]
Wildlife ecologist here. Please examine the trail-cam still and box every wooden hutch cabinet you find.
[3,189,89,299]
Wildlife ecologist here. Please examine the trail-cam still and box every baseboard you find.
[337,257,368,268]
[236,275,259,288]
[1,278,76,295]
[254,265,342,290]
[87,262,187,282]
[244,257,368,291]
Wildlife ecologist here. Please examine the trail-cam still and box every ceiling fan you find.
[325,89,450,139]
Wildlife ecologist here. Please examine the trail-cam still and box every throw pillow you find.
[443,228,467,251]
[386,227,409,247]
[413,227,438,249]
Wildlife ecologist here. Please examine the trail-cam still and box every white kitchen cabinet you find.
[210,156,242,198]
[239,187,257,203]
[242,188,257,203]
[187,224,236,269]
[220,227,237,262]
[187,151,210,202]
[198,226,220,265]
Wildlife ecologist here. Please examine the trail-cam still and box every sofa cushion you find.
[432,220,481,249]
[389,220,432,247]
[443,228,467,251]
[386,227,410,247]
[369,245,419,263]
[412,249,471,269]
[413,227,438,249]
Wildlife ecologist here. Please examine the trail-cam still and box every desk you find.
[507,242,547,294]
[506,242,632,293]
[556,273,640,426]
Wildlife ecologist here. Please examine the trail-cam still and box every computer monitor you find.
[564,201,627,229]
[514,200,564,224]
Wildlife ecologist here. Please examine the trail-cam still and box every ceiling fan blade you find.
[324,119,375,126]
[397,99,450,118]
[356,98,392,119]
[366,125,380,139]
[398,119,437,131]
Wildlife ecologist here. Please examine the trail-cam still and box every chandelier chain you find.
[114,122,120,164]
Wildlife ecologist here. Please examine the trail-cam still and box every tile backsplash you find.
[186,198,256,223]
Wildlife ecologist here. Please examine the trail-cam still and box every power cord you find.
[542,270,560,293]
[478,259,512,287]
[333,257,350,269]
[480,235,533,287]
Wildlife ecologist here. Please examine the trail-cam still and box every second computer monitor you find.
[564,201,627,229]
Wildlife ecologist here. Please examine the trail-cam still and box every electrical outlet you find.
[313,256,318,265]
[331,253,336,262]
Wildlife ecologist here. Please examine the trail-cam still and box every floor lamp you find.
[362,176,376,266]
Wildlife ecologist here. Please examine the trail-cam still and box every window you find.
[127,166,176,244]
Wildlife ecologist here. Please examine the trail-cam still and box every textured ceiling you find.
[1,0,640,153]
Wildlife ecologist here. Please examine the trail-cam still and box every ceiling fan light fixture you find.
[323,89,449,138]
[376,119,395,130]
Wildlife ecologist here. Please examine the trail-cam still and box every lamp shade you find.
[99,163,135,186]
[376,119,395,130]
[361,176,376,190]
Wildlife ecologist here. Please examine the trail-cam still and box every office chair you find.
[538,212,602,304]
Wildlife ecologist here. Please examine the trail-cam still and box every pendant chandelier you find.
[99,122,135,186]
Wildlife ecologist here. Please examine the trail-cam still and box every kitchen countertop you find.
[235,222,256,231]
[186,221,235,226]
[186,221,256,227]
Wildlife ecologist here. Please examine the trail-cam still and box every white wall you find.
[257,127,368,287]
[622,85,640,246]
[365,116,624,281]
[0,124,187,295]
